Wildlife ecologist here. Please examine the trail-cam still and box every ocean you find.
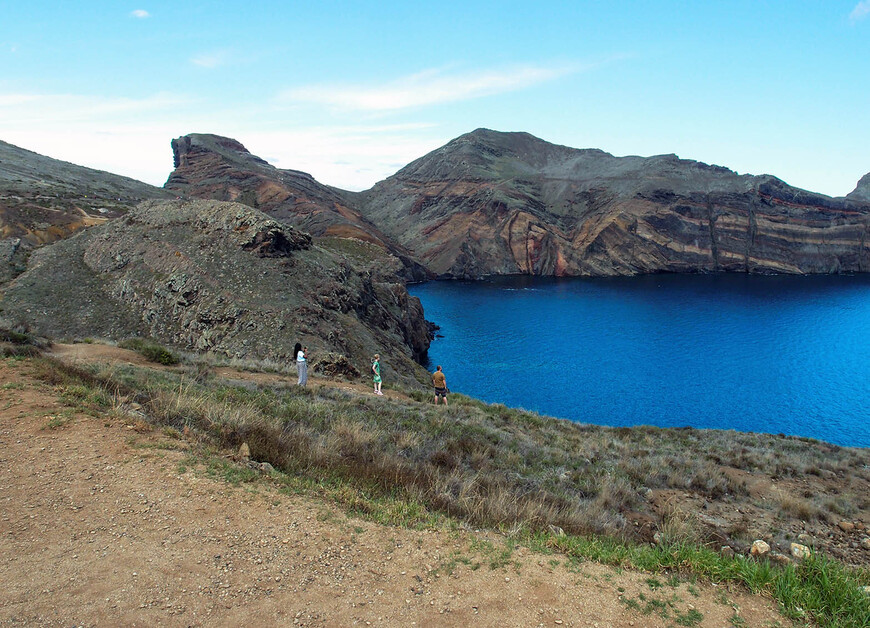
[409,274,870,448]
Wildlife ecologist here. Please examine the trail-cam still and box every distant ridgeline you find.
[165,130,870,279]
[1,130,869,368]
[354,130,870,279]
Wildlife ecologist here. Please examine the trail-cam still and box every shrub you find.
[119,338,179,365]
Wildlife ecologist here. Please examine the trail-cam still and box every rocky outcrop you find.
[165,134,428,282]
[847,172,870,202]
[357,129,870,278]
[0,200,431,385]
[6,132,870,283]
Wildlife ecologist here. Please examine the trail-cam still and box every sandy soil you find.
[0,351,785,627]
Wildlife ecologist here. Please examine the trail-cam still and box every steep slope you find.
[847,172,870,202]
[0,140,174,282]
[164,134,427,281]
[0,139,173,245]
[357,129,870,278]
[0,199,430,384]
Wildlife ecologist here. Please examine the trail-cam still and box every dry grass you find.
[778,490,822,522]
[26,354,870,550]
[16,350,870,628]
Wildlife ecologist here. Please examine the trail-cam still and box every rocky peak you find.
[169,133,270,173]
[847,172,870,202]
[163,133,429,282]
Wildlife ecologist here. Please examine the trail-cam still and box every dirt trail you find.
[0,351,784,627]
[47,343,411,401]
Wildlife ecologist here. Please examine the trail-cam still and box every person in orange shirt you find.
[432,365,448,406]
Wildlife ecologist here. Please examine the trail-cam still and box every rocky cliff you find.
[164,134,428,282]
[1,200,431,384]
[356,129,870,278]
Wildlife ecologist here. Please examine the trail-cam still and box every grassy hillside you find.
[11,333,868,626]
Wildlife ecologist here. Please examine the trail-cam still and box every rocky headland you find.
[3,129,870,378]
[0,199,430,385]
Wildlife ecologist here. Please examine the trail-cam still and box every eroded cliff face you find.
[165,134,428,282]
[357,130,870,278]
[1,200,431,384]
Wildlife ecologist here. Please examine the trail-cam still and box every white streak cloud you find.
[850,1,870,21]
[240,124,443,190]
[0,88,445,189]
[191,51,229,68]
[0,91,187,125]
[131,9,150,19]
[278,64,578,111]
[0,91,190,185]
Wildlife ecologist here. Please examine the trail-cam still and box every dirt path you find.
[0,354,784,627]
[47,343,412,401]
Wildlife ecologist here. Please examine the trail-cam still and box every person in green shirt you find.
[371,354,382,395]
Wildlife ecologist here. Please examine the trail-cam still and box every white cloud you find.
[0,91,187,126]
[0,88,447,189]
[131,9,150,19]
[0,94,39,107]
[240,124,444,190]
[850,1,870,21]
[278,63,578,111]
[191,51,229,69]
[0,91,191,185]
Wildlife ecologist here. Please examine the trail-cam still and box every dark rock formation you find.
[0,237,27,283]
[356,129,870,278]
[165,134,428,282]
[0,200,430,385]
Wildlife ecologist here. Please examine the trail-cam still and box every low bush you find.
[119,338,180,365]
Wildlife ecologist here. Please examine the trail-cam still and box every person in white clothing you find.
[294,342,308,386]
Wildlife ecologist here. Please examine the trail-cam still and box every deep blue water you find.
[409,274,870,448]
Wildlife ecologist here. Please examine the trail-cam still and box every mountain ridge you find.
[164,133,428,282]
[355,128,870,278]
[0,140,173,238]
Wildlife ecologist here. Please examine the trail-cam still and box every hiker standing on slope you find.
[295,343,308,386]
[432,365,448,406]
[372,354,383,395]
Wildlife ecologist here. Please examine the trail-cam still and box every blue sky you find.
[1,1,868,195]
